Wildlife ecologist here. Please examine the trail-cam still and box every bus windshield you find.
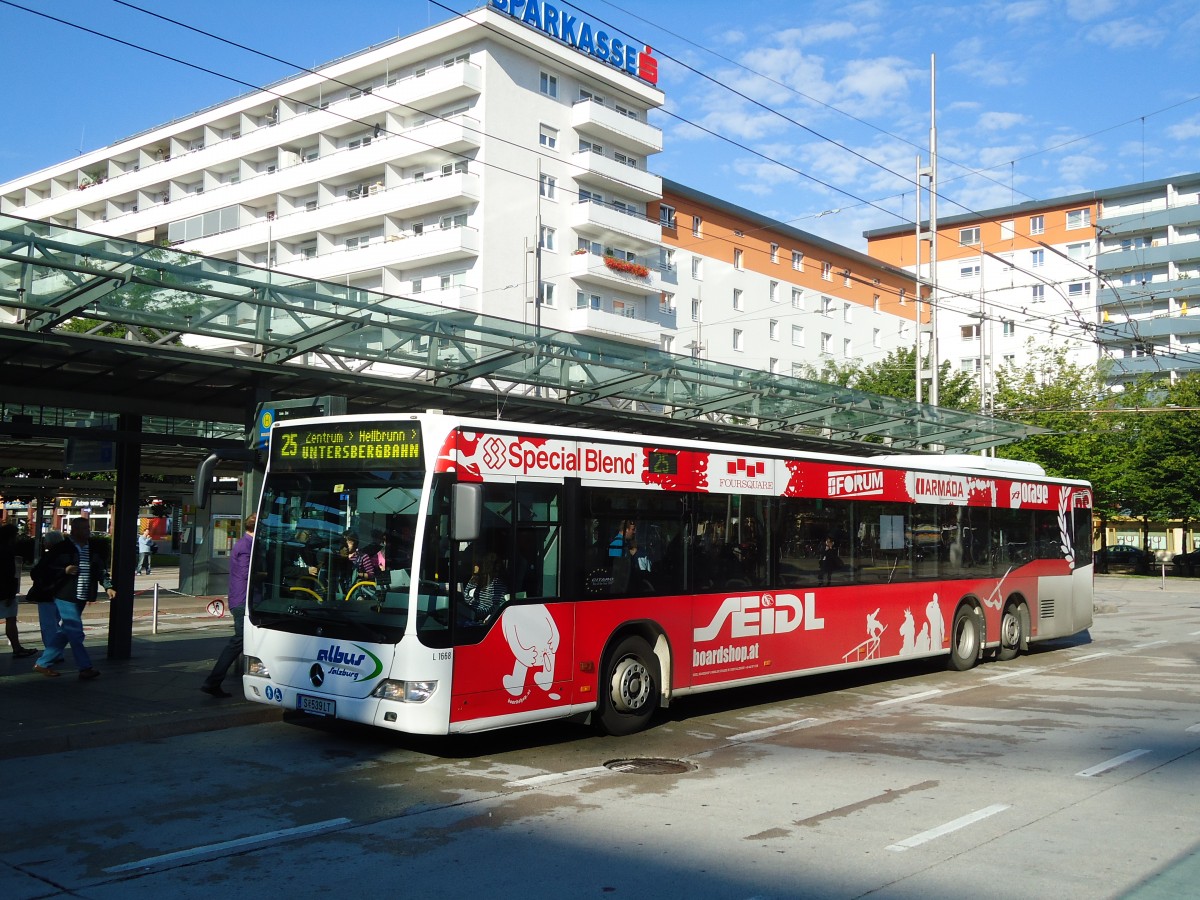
[250,469,423,642]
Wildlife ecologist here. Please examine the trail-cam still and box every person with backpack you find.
[31,518,115,679]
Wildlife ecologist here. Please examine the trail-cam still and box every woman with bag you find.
[0,523,38,658]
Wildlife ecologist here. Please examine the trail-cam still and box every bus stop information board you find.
[270,422,424,472]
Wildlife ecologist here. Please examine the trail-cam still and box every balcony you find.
[570,200,661,247]
[570,151,661,201]
[1100,200,1200,236]
[1097,242,1182,272]
[571,100,663,156]
[388,62,482,114]
[561,305,660,346]
[379,224,480,267]
[390,172,481,218]
[567,250,661,296]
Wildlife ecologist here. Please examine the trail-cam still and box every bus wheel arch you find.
[595,624,667,736]
[949,600,984,671]
[997,596,1030,661]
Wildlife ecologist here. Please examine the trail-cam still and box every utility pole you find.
[915,54,939,405]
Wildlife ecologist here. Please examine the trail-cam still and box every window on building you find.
[577,291,601,310]
[821,261,832,281]
[734,248,744,270]
[872,328,881,348]
[539,281,556,306]
[899,288,907,305]
[345,232,370,251]
[769,319,780,341]
[1030,249,1044,268]
[659,291,675,314]
[843,303,852,323]
[960,264,981,278]
[960,226,981,246]
[843,338,852,358]
[961,358,981,374]
[539,173,556,199]
[770,243,779,263]
[440,213,467,229]
[692,215,702,237]
[539,225,556,251]
[347,134,373,150]
[1031,284,1045,302]
[791,288,803,309]
[612,299,635,318]
[691,298,701,322]
[1067,242,1091,261]
[791,324,804,347]
[769,280,779,302]
[872,293,880,312]
[662,335,675,353]
[539,125,557,150]
[821,296,833,317]
[733,289,743,310]
[1066,208,1091,230]
[299,242,316,260]
[659,204,676,228]
[733,328,744,351]
[614,151,638,168]
[842,269,851,287]
[578,88,604,105]
[769,357,780,374]
[1030,215,1044,235]
[1067,281,1092,300]
[1002,320,1016,337]
[961,324,980,341]
[792,250,804,271]
[540,72,557,97]
[821,333,832,355]
[691,256,703,280]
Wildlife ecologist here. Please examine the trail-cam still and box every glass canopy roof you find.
[0,214,1042,454]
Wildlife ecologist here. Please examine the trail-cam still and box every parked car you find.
[1171,548,1200,577]
[1094,544,1154,574]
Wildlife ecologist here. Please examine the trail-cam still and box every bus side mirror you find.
[451,484,481,542]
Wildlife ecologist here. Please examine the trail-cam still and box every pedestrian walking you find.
[201,514,255,698]
[32,518,114,679]
[1,523,38,658]
[137,529,154,575]
[818,537,841,586]
[32,531,65,666]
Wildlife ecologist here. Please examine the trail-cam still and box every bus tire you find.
[949,604,981,671]
[597,635,660,736]
[997,601,1026,661]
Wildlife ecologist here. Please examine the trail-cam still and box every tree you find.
[1126,372,1200,550]
[797,347,977,410]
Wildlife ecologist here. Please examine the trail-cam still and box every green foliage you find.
[797,346,978,410]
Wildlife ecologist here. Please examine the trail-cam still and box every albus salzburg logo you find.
[490,0,659,84]
[316,643,384,681]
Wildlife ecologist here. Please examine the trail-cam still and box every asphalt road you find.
[3,575,1198,899]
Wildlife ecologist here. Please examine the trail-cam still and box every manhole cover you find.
[604,757,695,775]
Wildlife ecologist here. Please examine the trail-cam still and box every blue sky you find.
[2,0,1198,250]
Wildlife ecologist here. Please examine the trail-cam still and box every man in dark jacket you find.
[33,518,114,679]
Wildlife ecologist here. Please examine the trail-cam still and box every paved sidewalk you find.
[0,568,281,760]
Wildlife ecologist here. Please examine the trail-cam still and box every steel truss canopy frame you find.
[0,214,1043,455]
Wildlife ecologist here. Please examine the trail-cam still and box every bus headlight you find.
[372,680,437,703]
[245,657,270,678]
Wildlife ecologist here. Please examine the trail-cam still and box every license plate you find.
[297,694,336,717]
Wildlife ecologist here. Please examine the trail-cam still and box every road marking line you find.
[985,667,1035,682]
[104,817,352,873]
[1185,724,1200,733]
[886,804,1009,851]
[730,717,820,742]
[1069,652,1109,662]
[505,766,610,788]
[875,689,942,707]
[1132,640,1168,649]
[1076,749,1150,778]
[1190,630,1200,637]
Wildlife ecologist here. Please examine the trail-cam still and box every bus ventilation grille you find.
[1040,597,1055,618]
[604,758,695,776]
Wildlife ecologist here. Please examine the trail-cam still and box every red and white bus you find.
[241,413,1093,736]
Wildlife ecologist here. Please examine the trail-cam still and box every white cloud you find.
[977,111,1029,132]
[1166,116,1200,141]
[1066,0,1118,21]
[1086,19,1165,49]
[835,57,916,114]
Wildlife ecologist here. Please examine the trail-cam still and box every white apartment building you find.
[0,4,915,378]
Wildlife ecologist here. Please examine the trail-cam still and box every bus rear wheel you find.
[997,601,1026,661]
[597,635,660,736]
[949,605,981,671]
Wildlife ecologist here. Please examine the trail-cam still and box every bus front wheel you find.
[597,635,660,736]
[949,605,981,671]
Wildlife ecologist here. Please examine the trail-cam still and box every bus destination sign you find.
[271,422,424,472]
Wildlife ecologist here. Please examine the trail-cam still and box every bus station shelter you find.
[0,214,1043,657]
